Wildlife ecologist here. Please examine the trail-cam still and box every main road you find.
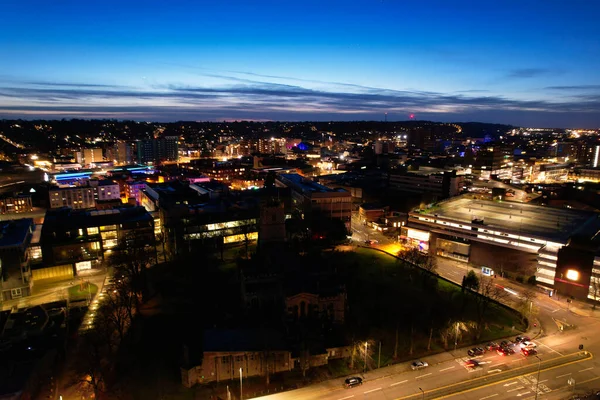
[251,216,600,399]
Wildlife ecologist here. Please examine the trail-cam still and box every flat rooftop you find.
[416,197,600,242]
[0,219,32,248]
[279,173,346,194]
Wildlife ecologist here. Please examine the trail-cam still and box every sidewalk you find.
[1,268,107,311]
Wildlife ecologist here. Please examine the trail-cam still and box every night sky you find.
[1,0,599,127]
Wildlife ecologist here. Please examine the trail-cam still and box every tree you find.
[591,277,600,310]
[109,231,155,304]
[517,288,537,323]
[397,247,437,273]
[463,270,480,291]
[472,278,508,338]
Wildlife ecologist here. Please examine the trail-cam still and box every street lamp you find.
[534,355,541,400]
[364,342,368,373]
[419,387,425,400]
[239,367,243,400]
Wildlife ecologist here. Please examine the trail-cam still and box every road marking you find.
[516,391,531,397]
[479,395,498,400]
[338,396,354,400]
[539,380,548,383]
[507,386,525,392]
[556,373,571,378]
[440,366,455,372]
[416,373,432,379]
[390,380,407,387]
[504,382,518,387]
[552,309,560,313]
[488,369,502,373]
[539,343,564,356]
[579,367,593,372]
[364,388,381,394]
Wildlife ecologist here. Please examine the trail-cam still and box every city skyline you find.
[1,0,600,127]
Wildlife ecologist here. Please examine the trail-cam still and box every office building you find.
[115,141,133,165]
[275,174,351,225]
[136,137,179,165]
[0,193,33,214]
[388,169,464,199]
[49,186,96,209]
[41,207,154,273]
[82,148,103,167]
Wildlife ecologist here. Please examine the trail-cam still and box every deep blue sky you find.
[1,0,599,127]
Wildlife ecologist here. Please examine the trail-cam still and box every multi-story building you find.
[0,219,34,301]
[41,207,155,273]
[404,196,600,302]
[258,137,286,155]
[125,181,148,205]
[188,159,246,181]
[388,169,464,199]
[136,137,179,164]
[474,144,512,179]
[114,141,133,165]
[82,148,103,167]
[49,180,121,209]
[275,173,351,225]
[0,193,33,214]
[49,186,96,209]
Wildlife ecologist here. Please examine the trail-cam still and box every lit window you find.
[87,227,99,235]
[566,269,579,281]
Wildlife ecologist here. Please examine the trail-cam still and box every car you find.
[411,360,429,370]
[344,377,363,388]
[520,340,537,349]
[485,342,499,351]
[500,340,512,348]
[465,359,480,369]
[497,346,515,356]
[521,348,537,356]
[364,239,378,245]
[515,336,531,343]
[467,347,485,357]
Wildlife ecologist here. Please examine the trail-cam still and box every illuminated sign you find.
[75,261,92,272]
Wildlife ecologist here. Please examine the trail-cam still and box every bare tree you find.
[472,278,508,338]
[397,247,437,273]
[517,288,537,323]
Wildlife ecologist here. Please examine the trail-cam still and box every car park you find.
[467,347,485,357]
[344,377,363,388]
[411,360,429,370]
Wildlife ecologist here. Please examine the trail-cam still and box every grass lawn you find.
[325,247,525,359]
[67,282,98,300]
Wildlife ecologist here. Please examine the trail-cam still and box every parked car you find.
[465,359,480,369]
[411,360,429,370]
[497,346,515,356]
[500,340,512,348]
[515,336,531,343]
[486,342,499,351]
[344,377,363,388]
[521,348,538,356]
[467,347,485,357]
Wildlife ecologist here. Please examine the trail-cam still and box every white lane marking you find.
[338,396,354,400]
[390,380,408,387]
[416,373,432,379]
[504,382,518,387]
[579,367,594,372]
[479,395,498,400]
[556,373,572,378]
[488,369,502,373]
[507,386,525,392]
[364,388,381,394]
[539,342,564,356]
[516,391,531,397]
[552,309,560,313]
[440,366,455,372]
[539,380,548,383]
